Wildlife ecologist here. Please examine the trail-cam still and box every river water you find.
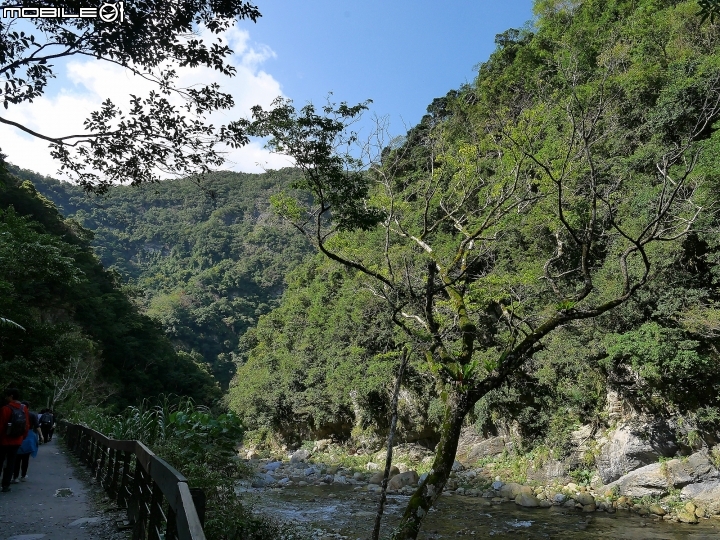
[250,484,720,539]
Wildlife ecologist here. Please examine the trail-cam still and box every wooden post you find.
[91,438,100,477]
[105,447,116,490]
[98,442,108,485]
[118,451,132,508]
[110,447,122,498]
[128,458,144,534]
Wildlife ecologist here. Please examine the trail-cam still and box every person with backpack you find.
[11,401,39,483]
[0,388,29,492]
[39,409,54,444]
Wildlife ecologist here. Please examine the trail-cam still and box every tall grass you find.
[68,395,193,444]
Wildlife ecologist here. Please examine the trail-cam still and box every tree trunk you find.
[371,348,408,540]
[390,390,472,540]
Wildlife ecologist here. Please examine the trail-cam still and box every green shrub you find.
[71,397,303,540]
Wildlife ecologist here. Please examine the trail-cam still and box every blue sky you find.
[1,1,536,176]
[238,0,536,128]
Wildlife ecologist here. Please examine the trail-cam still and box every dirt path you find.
[0,437,123,540]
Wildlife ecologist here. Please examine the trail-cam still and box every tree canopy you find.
[0,0,261,192]
[21,166,313,387]
[0,163,219,409]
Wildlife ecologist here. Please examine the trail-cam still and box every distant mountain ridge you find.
[15,166,313,388]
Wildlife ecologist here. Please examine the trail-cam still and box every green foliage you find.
[18,167,313,389]
[74,399,300,540]
[1,1,261,192]
[569,468,594,487]
[699,0,720,23]
[603,322,720,413]
[227,255,442,445]
[0,165,219,408]
[241,97,386,233]
[232,0,720,461]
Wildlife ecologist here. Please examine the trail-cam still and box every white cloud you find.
[0,27,289,180]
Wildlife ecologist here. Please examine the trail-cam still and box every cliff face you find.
[455,390,720,520]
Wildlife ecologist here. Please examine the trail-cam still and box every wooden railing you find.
[59,421,206,540]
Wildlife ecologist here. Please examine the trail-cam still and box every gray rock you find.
[263,461,282,471]
[596,421,679,483]
[290,449,311,464]
[666,452,719,487]
[353,472,363,480]
[333,474,347,484]
[498,482,529,499]
[526,459,569,484]
[574,492,595,506]
[466,436,510,461]
[312,439,332,452]
[491,480,503,490]
[677,511,698,524]
[607,450,720,499]
[369,472,384,485]
[277,477,290,486]
[251,472,276,488]
[681,479,720,515]
[388,470,419,491]
[552,493,567,504]
[648,504,666,516]
[606,463,669,497]
[515,493,540,507]
[304,467,317,476]
[452,460,464,471]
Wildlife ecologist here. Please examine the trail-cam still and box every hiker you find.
[0,388,29,492]
[39,408,54,444]
[12,401,39,483]
[47,409,56,441]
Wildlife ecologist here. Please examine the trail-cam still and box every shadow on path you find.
[0,438,118,540]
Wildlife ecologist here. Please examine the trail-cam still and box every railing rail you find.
[59,420,206,540]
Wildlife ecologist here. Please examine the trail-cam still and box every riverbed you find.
[249,484,720,539]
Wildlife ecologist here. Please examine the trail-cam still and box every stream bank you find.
[239,448,720,539]
[244,484,720,539]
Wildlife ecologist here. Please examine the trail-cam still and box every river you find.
[249,484,720,539]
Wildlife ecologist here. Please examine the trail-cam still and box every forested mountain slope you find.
[19,168,312,387]
[0,164,218,408]
[229,0,720,459]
